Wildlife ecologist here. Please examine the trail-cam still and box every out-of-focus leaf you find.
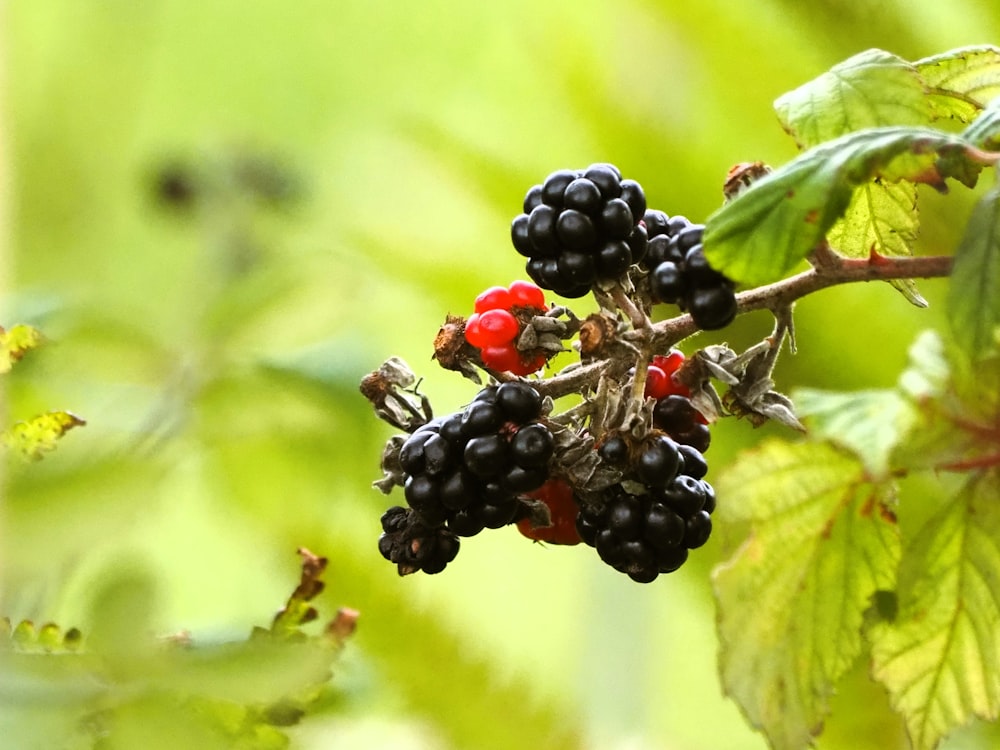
[870,469,1000,750]
[917,45,1000,122]
[0,324,43,373]
[0,618,83,653]
[713,440,899,750]
[896,330,951,401]
[793,387,913,478]
[775,49,931,149]
[947,185,1000,359]
[0,551,358,749]
[893,329,1000,475]
[962,97,1000,150]
[2,411,86,461]
[703,127,977,286]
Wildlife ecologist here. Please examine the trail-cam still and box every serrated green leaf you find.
[948,185,1000,358]
[269,548,327,636]
[793,387,913,478]
[870,469,1000,750]
[775,49,931,149]
[0,324,43,373]
[825,180,929,305]
[2,410,86,461]
[713,440,900,750]
[704,127,977,286]
[826,180,919,258]
[2,619,83,653]
[918,45,1000,123]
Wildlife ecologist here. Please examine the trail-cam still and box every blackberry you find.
[512,164,648,297]
[652,393,712,453]
[642,215,738,331]
[382,381,556,571]
[378,506,461,576]
[576,430,716,582]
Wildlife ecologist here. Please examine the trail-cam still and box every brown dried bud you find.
[578,313,617,360]
[433,314,474,371]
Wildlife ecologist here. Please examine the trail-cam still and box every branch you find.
[534,253,953,399]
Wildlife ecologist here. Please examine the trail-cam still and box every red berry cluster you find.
[643,350,691,400]
[464,280,549,375]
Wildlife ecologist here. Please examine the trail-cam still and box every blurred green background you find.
[3,1,999,748]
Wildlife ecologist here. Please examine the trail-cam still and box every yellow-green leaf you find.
[870,469,1000,750]
[713,440,900,749]
[3,411,86,460]
[0,324,43,373]
[826,180,928,305]
[918,45,1000,123]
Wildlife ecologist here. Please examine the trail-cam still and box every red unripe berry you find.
[464,312,487,348]
[480,343,523,373]
[512,351,547,376]
[650,350,692,398]
[474,286,513,313]
[644,365,669,399]
[476,309,519,346]
[517,479,581,545]
[652,350,685,375]
[508,280,547,311]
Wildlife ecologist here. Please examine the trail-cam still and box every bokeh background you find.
[3,1,1000,748]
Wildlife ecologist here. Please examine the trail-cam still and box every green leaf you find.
[703,127,977,286]
[775,49,931,149]
[869,469,1000,750]
[2,410,86,460]
[0,619,83,653]
[0,324,43,373]
[962,97,1000,150]
[826,180,918,257]
[917,45,1000,123]
[825,180,927,305]
[897,330,951,402]
[713,440,900,750]
[893,330,1000,474]
[793,387,913,478]
[948,185,1000,359]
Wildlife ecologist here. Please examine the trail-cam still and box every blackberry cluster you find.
[511,165,649,298]
[378,505,460,575]
[642,210,737,330]
[576,433,715,582]
[390,381,555,561]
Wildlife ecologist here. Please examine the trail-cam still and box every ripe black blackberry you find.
[386,381,555,570]
[378,506,461,575]
[512,164,648,298]
[641,211,738,331]
[652,394,712,453]
[578,432,716,582]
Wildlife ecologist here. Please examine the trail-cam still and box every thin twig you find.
[536,253,953,399]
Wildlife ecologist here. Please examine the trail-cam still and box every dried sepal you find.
[374,434,407,493]
[359,357,434,431]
